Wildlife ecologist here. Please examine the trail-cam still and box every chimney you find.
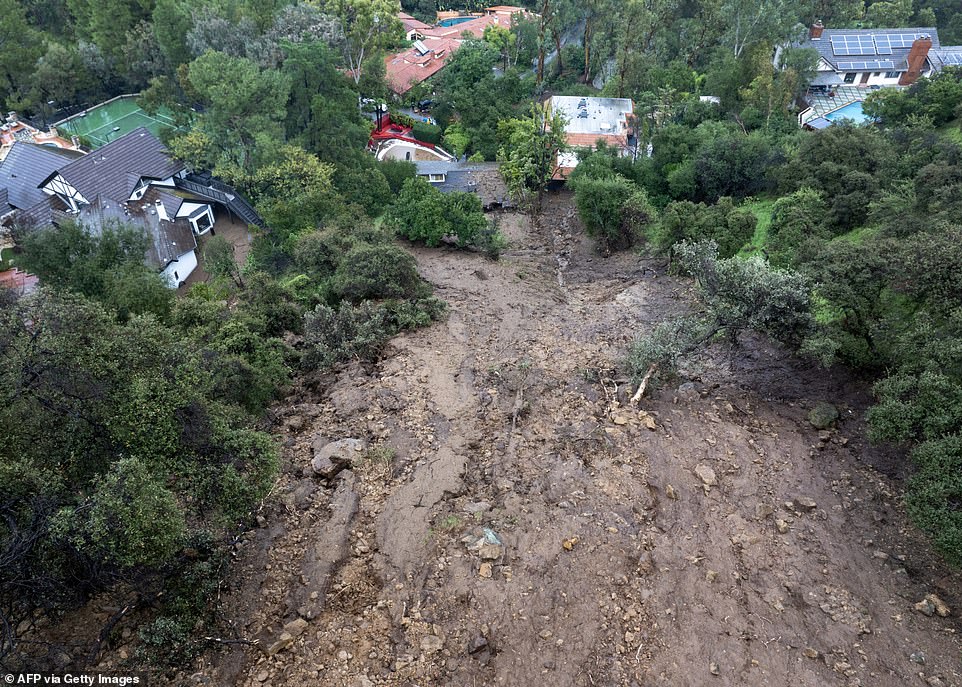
[809,20,824,40]
[900,35,933,85]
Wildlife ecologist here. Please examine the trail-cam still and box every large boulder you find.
[808,402,839,430]
[311,437,367,478]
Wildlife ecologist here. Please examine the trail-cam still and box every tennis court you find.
[55,95,187,148]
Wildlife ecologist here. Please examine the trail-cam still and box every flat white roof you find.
[548,96,633,136]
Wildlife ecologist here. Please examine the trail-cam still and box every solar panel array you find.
[836,60,896,71]
[875,33,925,50]
[830,35,877,55]
[830,32,926,57]
[941,52,962,65]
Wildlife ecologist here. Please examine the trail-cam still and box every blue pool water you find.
[824,100,869,124]
[438,16,475,26]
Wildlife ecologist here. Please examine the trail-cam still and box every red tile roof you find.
[384,38,460,94]
[399,11,432,32]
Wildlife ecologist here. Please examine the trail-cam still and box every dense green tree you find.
[65,0,149,59]
[0,289,279,653]
[498,103,568,208]
[184,50,291,174]
[151,0,192,67]
[652,197,756,258]
[766,188,830,267]
[389,177,490,247]
[16,221,173,321]
[0,0,44,108]
[317,0,402,85]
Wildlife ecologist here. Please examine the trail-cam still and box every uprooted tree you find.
[626,239,813,398]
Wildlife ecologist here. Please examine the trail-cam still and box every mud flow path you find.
[193,194,962,687]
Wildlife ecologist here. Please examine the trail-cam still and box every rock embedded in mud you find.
[775,519,790,534]
[755,503,774,519]
[926,593,951,617]
[802,647,819,659]
[265,632,294,656]
[808,402,839,429]
[283,618,309,637]
[311,437,367,478]
[420,635,444,653]
[479,543,503,560]
[479,562,493,578]
[794,497,817,512]
[665,485,678,500]
[694,464,717,488]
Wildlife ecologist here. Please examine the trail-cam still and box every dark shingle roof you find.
[76,194,196,269]
[140,185,184,219]
[415,160,513,208]
[800,27,940,72]
[0,188,11,216]
[0,142,83,210]
[52,128,184,203]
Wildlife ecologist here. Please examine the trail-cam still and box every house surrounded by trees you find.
[787,23,962,89]
[546,96,635,179]
[3,128,262,287]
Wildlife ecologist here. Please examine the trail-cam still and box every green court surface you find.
[55,96,187,148]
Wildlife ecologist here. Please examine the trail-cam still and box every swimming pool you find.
[824,100,869,124]
[438,16,475,26]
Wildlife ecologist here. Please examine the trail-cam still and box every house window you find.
[428,174,445,182]
[174,271,179,280]
[872,72,880,77]
[843,73,856,83]
[405,152,411,160]
[885,71,901,78]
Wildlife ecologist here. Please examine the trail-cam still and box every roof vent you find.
[413,40,430,55]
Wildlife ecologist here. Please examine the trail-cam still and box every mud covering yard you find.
[185,193,962,687]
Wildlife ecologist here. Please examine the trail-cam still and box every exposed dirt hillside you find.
[185,193,962,687]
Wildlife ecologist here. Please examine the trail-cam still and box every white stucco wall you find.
[161,249,198,288]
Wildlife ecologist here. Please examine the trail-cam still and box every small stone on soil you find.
[694,464,717,487]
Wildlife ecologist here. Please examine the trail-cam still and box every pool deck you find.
[802,86,867,122]
[0,121,80,160]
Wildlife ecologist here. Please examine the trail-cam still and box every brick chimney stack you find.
[809,20,824,40]
[900,35,933,85]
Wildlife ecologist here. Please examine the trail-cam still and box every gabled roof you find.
[931,45,962,69]
[48,128,184,203]
[141,185,183,219]
[0,142,82,210]
[800,27,940,72]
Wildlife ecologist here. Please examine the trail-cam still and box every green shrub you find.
[332,243,423,302]
[905,436,962,566]
[412,121,443,145]
[389,177,489,248]
[304,301,394,368]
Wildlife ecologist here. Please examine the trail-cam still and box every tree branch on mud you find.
[630,364,658,405]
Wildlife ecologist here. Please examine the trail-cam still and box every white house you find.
[783,23,962,89]
[5,128,263,288]
[545,96,635,179]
